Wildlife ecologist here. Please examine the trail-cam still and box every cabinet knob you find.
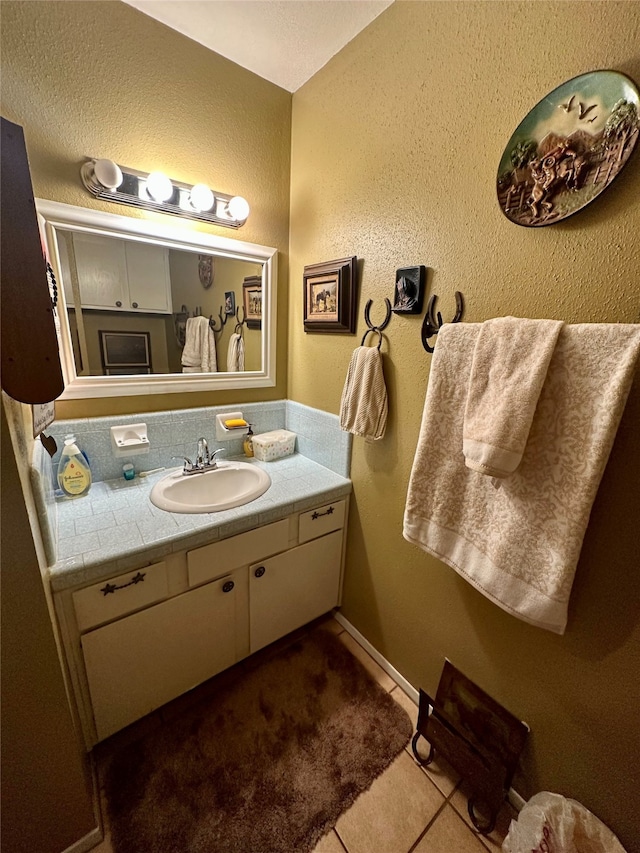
[222,580,235,593]
[115,300,122,307]
[132,301,139,308]
[254,566,266,578]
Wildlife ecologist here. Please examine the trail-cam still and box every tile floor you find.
[91,616,517,853]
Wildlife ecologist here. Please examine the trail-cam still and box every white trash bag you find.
[502,792,627,853]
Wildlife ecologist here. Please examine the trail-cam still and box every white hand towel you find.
[340,346,388,441]
[463,317,564,478]
[403,321,640,634]
[227,332,245,372]
[181,316,217,373]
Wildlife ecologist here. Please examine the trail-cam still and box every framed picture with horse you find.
[242,276,262,329]
[303,256,358,333]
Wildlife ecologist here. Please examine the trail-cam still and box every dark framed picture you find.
[99,330,152,375]
[242,276,262,329]
[392,265,426,315]
[224,291,236,315]
[303,256,358,333]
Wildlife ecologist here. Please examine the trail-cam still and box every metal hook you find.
[364,297,392,334]
[421,291,464,353]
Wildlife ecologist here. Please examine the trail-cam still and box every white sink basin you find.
[149,462,271,513]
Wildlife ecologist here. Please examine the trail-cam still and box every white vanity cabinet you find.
[81,567,246,742]
[70,232,172,313]
[55,498,348,748]
[249,530,343,653]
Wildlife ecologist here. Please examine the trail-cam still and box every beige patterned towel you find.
[403,321,640,634]
[463,317,564,478]
[340,346,388,441]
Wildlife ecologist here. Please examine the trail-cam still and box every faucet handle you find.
[171,455,194,473]
[209,448,225,467]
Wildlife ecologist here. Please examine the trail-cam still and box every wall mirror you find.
[36,199,277,399]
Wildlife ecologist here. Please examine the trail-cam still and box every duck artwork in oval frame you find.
[497,69,640,227]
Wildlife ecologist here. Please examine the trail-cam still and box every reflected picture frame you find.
[242,276,262,329]
[99,330,152,376]
[303,256,358,333]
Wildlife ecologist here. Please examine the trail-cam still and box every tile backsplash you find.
[46,400,351,484]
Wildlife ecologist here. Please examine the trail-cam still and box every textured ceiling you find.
[122,0,393,92]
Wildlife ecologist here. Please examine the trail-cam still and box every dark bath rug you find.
[102,625,413,853]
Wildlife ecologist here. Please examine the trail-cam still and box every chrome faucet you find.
[196,437,210,468]
[173,440,224,475]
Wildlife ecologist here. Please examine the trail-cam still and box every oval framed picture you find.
[497,70,640,227]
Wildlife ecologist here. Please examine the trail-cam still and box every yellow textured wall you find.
[1,0,291,418]
[289,2,640,848]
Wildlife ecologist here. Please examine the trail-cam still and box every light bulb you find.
[93,158,123,190]
[146,171,173,203]
[226,196,250,221]
[189,183,214,212]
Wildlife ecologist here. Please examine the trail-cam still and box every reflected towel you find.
[463,317,564,478]
[227,332,245,372]
[181,316,217,373]
[340,346,388,441]
[403,321,640,634]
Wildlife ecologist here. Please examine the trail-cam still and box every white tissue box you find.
[252,429,296,462]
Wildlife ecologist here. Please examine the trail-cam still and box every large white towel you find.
[340,346,388,441]
[181,316,217,373]
[403,321,640,634]
[226,332,245,372]
[463,317,564,478]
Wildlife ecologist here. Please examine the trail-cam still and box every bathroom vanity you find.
[50,457,350,748]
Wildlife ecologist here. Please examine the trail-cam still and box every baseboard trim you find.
[333,611,420,704]
[60,827,103,853]
[333,611,525,812]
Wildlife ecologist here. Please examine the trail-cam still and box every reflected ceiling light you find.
[226,196,250,221]
[145,171,173,203]
[189,183,215,212]
[80,158,250,228]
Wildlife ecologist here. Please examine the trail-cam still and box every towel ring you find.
[360,328,384,349]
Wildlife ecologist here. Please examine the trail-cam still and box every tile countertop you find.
[50,454,352,593]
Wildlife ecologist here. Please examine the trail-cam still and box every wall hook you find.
[361,297,392,348]
[421,291,464,353]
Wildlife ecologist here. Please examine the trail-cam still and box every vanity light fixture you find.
[80,157,250,228]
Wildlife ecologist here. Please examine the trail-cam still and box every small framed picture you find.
[303,256,358,333]
[224,291,236,315]
[242,276,262,329]
[99,330,152,375]
[392,266,426,315]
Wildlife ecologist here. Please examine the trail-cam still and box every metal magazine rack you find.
[412,660,529,834]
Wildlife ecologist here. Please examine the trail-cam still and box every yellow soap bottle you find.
[57,434,92,497]
[243,424,254,458]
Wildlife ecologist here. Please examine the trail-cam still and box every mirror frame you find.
[36,199,277,399]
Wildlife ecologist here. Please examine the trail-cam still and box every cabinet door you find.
[124,241,172,313]
[73,232,128,310]
[82,569,246,741]
[249,530,343,653]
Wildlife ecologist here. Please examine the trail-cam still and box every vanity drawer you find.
[73,561,168,633]
[187,519,289,587]
[298,500,346,544]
